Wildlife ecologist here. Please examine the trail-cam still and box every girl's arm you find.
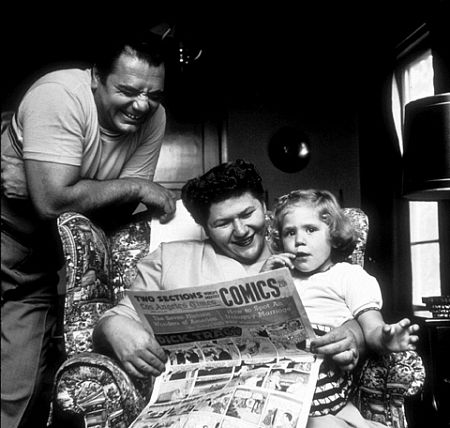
[357,310,420,354]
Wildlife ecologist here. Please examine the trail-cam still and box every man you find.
[1,29,176,428]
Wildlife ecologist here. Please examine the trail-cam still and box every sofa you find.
[49,204,425,428]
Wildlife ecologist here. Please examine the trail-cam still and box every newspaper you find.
[126,268,322,428]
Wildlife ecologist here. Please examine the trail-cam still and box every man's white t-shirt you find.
[4,67,166,181]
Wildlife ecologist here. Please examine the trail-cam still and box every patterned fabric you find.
[53,353,149,428]
[53,213,153,426]
[58,212,114,357]
[57,213,151,357]
[52,209,425,428]
[109,219,151,301]
[352,350,426,427]
[342,207,368,267]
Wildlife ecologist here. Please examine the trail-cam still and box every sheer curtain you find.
[391,49,440,306]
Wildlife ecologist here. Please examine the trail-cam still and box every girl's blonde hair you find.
[270,189,357,261]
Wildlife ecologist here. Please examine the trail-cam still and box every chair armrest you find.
[52,352,151,428]
[58,212,114,356]
[108,216,151,300]
[352,350,425,427]
[53,214,154,427]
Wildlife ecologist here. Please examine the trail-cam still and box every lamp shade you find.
[402,93,450,200]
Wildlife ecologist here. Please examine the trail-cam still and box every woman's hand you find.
[94,315,168,379]
[310,319,364,371]
[260,253,296,272]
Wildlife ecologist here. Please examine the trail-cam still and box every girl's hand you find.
[382,318,420,352]
[260,253,296,272]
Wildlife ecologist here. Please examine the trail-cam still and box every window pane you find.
[403,50,434,104]
[411,242,441,305]
[409,201,439,242]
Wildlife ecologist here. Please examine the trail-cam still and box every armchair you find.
[50,206,425,428]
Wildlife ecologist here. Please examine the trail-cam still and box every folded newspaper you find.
[127,267,322,428]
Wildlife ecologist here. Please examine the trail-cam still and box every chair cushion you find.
[53,353,147,428]
[148,199,206,253]
[109,219,151,302]
[58,212,114,356]
[352,350,425,427]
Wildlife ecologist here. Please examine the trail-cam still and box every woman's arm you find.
[92,246,168,379]
[93,314,167,379]
[310,319,366,371]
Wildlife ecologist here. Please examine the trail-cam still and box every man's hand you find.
[310,320,364,372]
[140,182,177,224]
[94,316,168,379]
[1,155,28,199]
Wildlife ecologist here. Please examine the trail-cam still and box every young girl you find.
[261,189,419,426]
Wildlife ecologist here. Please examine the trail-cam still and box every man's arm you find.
[25,160,176,223]
[310,319,366,371]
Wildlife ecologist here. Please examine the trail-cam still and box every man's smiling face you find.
[93,52,165,134]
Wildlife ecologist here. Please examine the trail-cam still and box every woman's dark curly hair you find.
[181,159,265,228]
[271,189,357,262]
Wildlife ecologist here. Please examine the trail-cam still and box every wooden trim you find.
[438,200,450,296]
[395,23,429,60]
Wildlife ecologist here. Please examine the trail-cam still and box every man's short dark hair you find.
[94,29,166,82]
[181,159,265,228]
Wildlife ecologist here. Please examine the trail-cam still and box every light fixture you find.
[151,22,202,69]
[402,93,450,200]
[268,126,311,173]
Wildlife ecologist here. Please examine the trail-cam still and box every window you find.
[392,46,441,306]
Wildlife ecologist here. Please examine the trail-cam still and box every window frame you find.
[392,27,449,309]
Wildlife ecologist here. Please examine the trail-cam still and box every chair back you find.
[342,207,369,267]
[58,212,150,356]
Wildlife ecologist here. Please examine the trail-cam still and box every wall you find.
[186,8,364,211]
[226,103,361,210]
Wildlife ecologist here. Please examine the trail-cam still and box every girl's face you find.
[280,203,333,274]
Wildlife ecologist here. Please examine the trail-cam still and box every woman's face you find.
[205,192,267,265]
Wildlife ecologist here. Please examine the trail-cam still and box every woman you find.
[93,159,371,426]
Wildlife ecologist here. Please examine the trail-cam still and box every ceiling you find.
[2,1,439,109]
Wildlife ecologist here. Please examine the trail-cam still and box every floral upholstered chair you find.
[50,206,425,428]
